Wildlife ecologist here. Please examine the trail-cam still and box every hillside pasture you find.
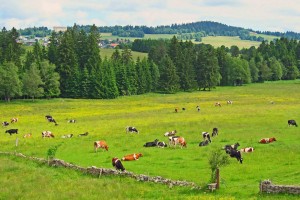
[0,80,300,199]
[100,48,148,61]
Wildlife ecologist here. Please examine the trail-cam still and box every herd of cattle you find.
[1,110,298,172]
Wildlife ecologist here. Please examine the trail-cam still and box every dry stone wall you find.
[260,180,300,195]
[0,152,200,189]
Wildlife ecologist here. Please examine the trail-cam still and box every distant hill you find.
[18,21,300,41]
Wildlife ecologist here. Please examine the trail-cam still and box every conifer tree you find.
[22,63,44,100]
[158,55,179,93]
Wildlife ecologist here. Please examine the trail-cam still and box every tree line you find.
[0,25,299,101]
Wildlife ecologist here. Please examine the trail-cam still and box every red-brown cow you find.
[259,137,276,144]
[94,141,109,152]
[121,153,143,161]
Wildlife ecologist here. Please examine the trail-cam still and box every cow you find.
[228,149,243,164]
[45,115,52,120]
[223,143,240,154]
[196,105,200,112]
[5,129,18,135]
[42,131,55,138]
[61,134,73,138]
[182,108,186,111]
[202,132,212,143]
[112,157,125,171]
[240,147,254,153]
[143,139,159,147]
[23,133,32,138]
[199,140,209,147]
[288,120,298,127]
[175,108,178,113]
[259,137,276,144]
[122,153,143,161]
[164,130,176,137]
[47,118,58,125]
[227,100,233,105]
[68,119,76,123]
[215,102,221,107]
[157,141,167,148]
[78,132,89,137]
[169,136,186,148]
[11,118,18,123]
[94,140,109,152]
[2,121,9,127]
[212,128,218,137]
[125,126,139,134]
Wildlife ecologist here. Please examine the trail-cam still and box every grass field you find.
[100,48,148,61]
[1,80,300,199]
[197,36,261,48]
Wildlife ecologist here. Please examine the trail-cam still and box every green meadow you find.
[0,80,300,199]
[100,48,148,61]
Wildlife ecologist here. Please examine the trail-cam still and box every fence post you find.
[216,168,220,189]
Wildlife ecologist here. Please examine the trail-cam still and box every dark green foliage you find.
[22,63,44,100]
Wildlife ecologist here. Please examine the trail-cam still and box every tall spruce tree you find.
[39,61,61,98]
[158,55,179,93]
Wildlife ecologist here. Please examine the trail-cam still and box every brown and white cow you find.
[11,118,18,123]
[94,140,109,152]
[215,102,221,107]
[240,147,254,153]
[42,131,55,138]
[23,133,32,138]
[122,153,143,161]
[169,136,186,148]
[259,137,276,144]
[164,130,176,137]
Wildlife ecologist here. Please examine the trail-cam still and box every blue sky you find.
[0,0,299,32]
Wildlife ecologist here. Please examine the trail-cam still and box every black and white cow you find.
[199,140,209,147]
[288,120,298,127]
[112,157,125,171]
[68,119,76,123]
[2,121,9,127]
[223,143,240,154]
[45,115,52,120]
[126,126,139,134]
[212,128,218,137]
[143,139,159,147]
[48,118,58,125]
[78,132,89,137]
[5,129,18,135]
[202,132,212,143]
[228,149,243,164]
[157,141,167,148]
[61,134,73,138]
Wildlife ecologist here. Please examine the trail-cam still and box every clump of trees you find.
[0,25,299,102]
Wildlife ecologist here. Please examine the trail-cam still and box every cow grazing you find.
[182,108,186,111]
[78,132,89,137]
[288,120,298,127]
[61,134,73,138]
[122,153,143,161]
[94,140,109,152]
[199,140,209,147]
[169,136,186,148]
[11,118,18,123]
[143,139,159,147]
[2,121,9,127]
[5,129,18,135]
[157,141,167,148]
[212,128,218,137]
[175,108,178,113]
[112,157,125,171]
[42,131,55,138]
[68,119,76,123]
[125,126,139,134]
[196,105,200,112]
[164,130,177,137]
[223,143,240,154]
[240,147,254,153]
[202,132,212,143]
[23,133,32,138]
[259,137,276,144]
[228,149,243,164]
[215,102,221,107]
[45,115,52,120]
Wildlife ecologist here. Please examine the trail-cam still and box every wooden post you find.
[15,137,18,147]
[216,168,220,189]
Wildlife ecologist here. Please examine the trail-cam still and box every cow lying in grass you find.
[78,132,89,137]
[143,139,158,147]
[61,134,73,138]
[240,147,254,153]
[259,137,276,144]
[42,131,55,138]
[122,153,143,161]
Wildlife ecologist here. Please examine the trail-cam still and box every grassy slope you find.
[0,80,300,199]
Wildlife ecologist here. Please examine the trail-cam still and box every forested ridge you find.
[0,24,300,101]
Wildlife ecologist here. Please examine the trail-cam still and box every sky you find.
[0,0,300,32]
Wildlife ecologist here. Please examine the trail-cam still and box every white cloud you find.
[0,0,299,32]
